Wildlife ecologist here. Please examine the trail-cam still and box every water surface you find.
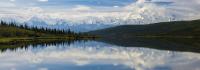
[0,40,200,70]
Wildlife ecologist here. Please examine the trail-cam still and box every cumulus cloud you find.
[124,0,200,21]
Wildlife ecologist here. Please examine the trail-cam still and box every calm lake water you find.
[0,40,200,70]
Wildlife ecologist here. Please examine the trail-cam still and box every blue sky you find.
[1,0,199,12]
[0,0,176,10]
[0,0,199,11]
[0,0,135,9]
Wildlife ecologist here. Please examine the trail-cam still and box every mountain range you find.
[86,19,200,53]
[0,7,179,32]
[0,15,115,32]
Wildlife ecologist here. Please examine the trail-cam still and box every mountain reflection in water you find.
[0,39,200,70]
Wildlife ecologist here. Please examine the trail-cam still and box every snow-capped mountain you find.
[0,2,188,32]
[25,16,119,32]
[0,15,119,32]
[0,10,178,32]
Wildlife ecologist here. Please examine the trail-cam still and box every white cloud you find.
[10,0,15,2]
[113,6,119,8]
[137,0,147,3]
[38,0,48,2]
[124,0,200,21]
[72,5,92,11]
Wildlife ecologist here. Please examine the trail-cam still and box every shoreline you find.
[0,36,98,44]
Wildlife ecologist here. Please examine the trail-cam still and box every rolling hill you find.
[0,21,97,45]
[88,20,200,38]
[0,25,51,37]
[87,20,200,53]
[0,21,83,38]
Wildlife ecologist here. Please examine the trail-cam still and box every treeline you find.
[0,21,75,35]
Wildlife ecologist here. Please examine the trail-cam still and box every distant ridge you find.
[88,20,200,38]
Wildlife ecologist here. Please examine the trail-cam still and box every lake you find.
[0,39,200,70]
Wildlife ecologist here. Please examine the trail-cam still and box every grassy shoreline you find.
[0,36,98,51]
[0,35,198,44]
[0,36,98,44]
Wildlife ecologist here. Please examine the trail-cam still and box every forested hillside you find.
[88,20,200,38]
[0,21,76,37]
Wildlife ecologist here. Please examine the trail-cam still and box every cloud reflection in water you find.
[0,41,200,70]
